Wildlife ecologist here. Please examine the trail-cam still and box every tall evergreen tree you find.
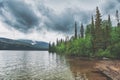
[95,7,102,30]
[74,22,77,39]
[85,24,91,35]
[56,38,59,46]
[108,14,112,27]
[80,23,84,38]
[116,10,120,27]
[104,15,112,49]
[91,16,95,55]
[60,39,63,43]
[91,16,95,36]
[49,42,51,52]
[94,7,103,53]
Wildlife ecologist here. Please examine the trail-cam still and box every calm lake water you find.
[0,51,74,80]
[0,51,108,80]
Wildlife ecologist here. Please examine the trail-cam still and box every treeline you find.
[49,7,120,59]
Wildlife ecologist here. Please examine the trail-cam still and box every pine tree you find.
[56,38,59,46]
[108,14,112,27]
[95,7,102,30]
[91,16,95,55]
[91,16,95,37]
[49,42,55,53]
[74,22,77,39]
[102,15,111,50]
[107,14,112,40]
[60,39,63,43]
[116,10,120,27]
[103,15,111,50]
[48,42,51,52]
[85,24,91,36]
[80,23,84,38]
[94,6,104,53]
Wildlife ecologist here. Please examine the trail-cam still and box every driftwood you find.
[96,61,120,80]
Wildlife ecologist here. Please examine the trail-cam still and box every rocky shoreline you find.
[67,57,108,80]
[67,57,120,80]
[96,60,120,80]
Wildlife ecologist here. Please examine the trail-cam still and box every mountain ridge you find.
[0,37,49,50]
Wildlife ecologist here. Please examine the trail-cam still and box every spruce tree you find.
[116,10,120,27]
[56,38,59,46]
[85,24,91,36]
[108,14,112,27]
[74,22,77,39]
[91,16,95,55]
[103,15,111,50]
[91,16,95,37]
[80,23,84,38]
[94,6,103,52]
[49,42,51,52]
[107,14,112,43]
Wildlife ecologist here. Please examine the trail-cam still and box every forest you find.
[49,7,120,59]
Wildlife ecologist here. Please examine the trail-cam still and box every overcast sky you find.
[0,0,120,42]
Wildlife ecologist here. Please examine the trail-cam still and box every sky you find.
[0,0,120,42]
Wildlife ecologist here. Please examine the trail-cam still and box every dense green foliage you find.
[49,7,120,59]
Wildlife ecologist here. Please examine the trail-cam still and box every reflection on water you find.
[0,51,74,80]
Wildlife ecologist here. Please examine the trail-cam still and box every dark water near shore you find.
[0,51,107,80]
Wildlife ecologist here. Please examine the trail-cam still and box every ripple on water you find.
[0,51,74,80]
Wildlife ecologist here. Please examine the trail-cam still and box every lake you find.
[0,51,74,80]
[0,51,107,80]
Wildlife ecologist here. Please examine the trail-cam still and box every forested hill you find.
[0,37,49,50]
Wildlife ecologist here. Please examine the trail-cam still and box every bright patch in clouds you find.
[0,21,65,42]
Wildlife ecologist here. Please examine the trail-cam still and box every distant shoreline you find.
[0,49,48,51]
[66,55,120,60]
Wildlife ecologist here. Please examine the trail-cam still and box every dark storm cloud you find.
[45,8,89,33]
[0,0,119,34]
[38,5,90,34]
[0,1,5,19]
[38,4,74,32]
[117,0,120,3]
[0,0,73,34]
[0,2,3,8]
[43,8,75,33]
[102,0,120,15]
[0,0,91,34]
[0,0,39,32]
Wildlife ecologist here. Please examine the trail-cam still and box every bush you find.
[96,49,114,58]
[110,42,120,59]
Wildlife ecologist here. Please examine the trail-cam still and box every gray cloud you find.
[117,0,120,3]
[38,3,74,33]
[0,2,3,8]
[0,0,40,32]
[102,0,120,15]
[45,9,90,34]
[0,0,91,34]
[38,4,90,34]
[0,0,119,35]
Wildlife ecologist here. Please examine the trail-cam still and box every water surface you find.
[0,51,74,80]
[0,51,109,80]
